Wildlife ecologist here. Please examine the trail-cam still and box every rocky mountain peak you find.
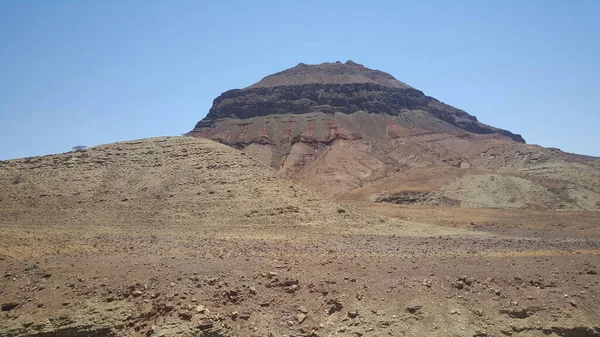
[191,61,524,144]
[248,61,411,89]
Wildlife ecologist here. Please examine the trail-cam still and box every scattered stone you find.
[132,290,143,297]
[348,309,359,319]
[196,305,206,313]
[297,313,307,323]
[224,289,240,303]
[458,275,475,286]
[178,311,192,321]
[249,286,257,295]
[298,305,308,314]
[500,308,533,319]
[326,299,343,315]
[569,300,577,307]
[406,304,422,314]
[1,302,19,311]
[197,321,213,330]
[267,271,278,279]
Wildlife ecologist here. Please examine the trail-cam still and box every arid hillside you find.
[0,137,404,242]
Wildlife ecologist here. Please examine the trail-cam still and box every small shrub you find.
[72,145,87,152]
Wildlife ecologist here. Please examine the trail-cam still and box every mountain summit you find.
[192,61,524,142]
[248,60,412,89]
[189,62,600,209]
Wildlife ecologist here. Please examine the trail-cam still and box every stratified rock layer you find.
[194,61,524,143]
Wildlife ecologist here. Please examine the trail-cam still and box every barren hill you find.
[0,136,388,238]
[189,62,600,210]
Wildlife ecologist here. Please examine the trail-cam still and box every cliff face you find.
[194,62,524,142]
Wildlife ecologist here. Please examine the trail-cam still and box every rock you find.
[1,302,19,311]
[500,308,533,319]
[267,271,278,279]
[298,305,308,314]
[197,321,213,330]
[326,299,343,315]
[196,305,206,313]
[297,313,307,323]
[452,282,464,290]
[132,290,143,297]
[249,286,257,295]
[569,300,578,307]
[406,304,422,314]
[458,275,475,286]
[348,309,359,318]
[178,311,192,321]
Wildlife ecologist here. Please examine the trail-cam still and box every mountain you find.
[189,61,600,210]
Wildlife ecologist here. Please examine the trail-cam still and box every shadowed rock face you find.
[192,61,524,143]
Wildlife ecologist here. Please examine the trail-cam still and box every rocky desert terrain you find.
[1,62,600,337]
[1,137,599,337]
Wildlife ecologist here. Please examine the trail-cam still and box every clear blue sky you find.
[1,0,599,160]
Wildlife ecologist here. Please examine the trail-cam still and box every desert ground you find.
[1,137,599,337]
